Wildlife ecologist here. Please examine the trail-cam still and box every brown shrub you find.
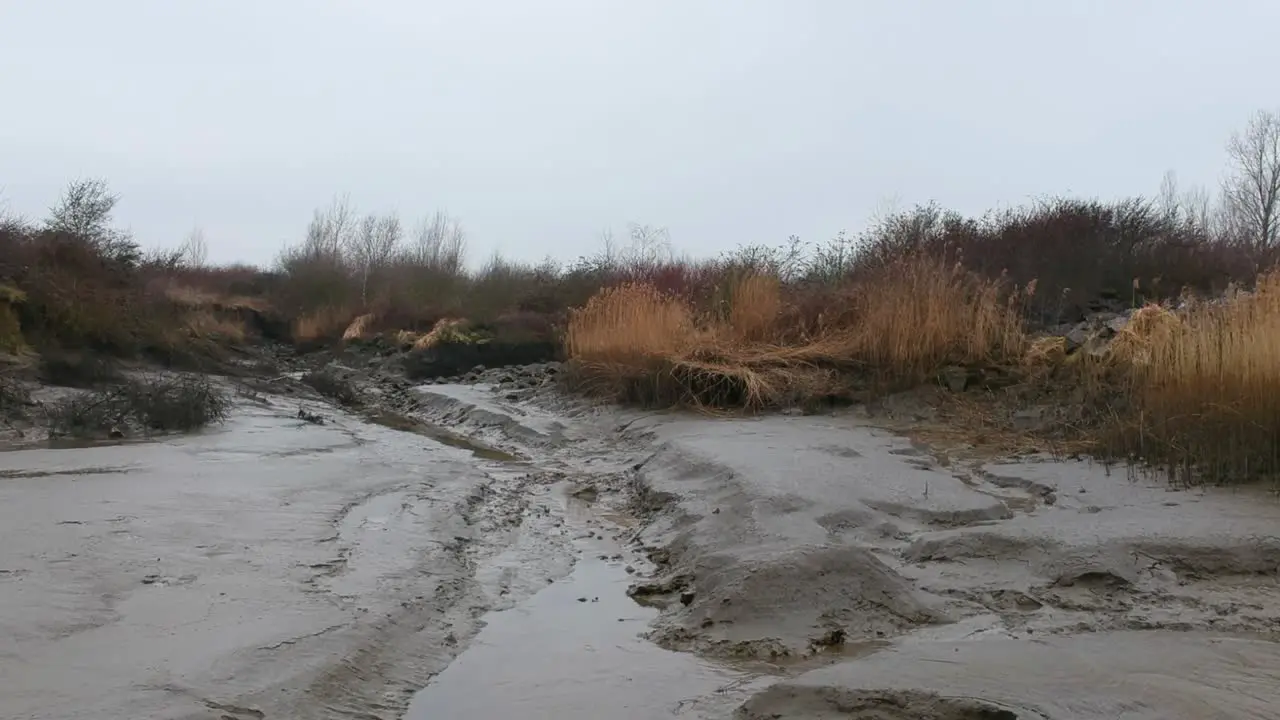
[5,231,185,356]
[0,284,27,353]
[412,318,474,349]
[854,199,1261,325]
[294,305,358,345]
[183,311,249,344]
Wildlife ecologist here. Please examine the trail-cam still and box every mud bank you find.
[400,379,1280,718]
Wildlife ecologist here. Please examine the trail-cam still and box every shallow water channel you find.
[405,503,768,719]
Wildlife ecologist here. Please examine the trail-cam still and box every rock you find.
[1105,313,1132,333]
[938,366,970,393]
[1064,325,1090,349]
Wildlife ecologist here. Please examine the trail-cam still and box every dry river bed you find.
[2,371,1280,719]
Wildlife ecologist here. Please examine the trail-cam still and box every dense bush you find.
[45,374,230,438]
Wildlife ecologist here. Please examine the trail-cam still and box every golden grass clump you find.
[1105,303,1181,367]
[1101,271,1280,484]
[394,329,422,346]
[565,283,694,363]
[342,312,376,341]
[563,257,1027,411]
[724,274,781,342]
[819,256,1027,385]
[413,318,474,349]
[1023,335,1067,368]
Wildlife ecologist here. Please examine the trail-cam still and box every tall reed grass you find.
[564,256,1027,409]
[1101,271,1280,484]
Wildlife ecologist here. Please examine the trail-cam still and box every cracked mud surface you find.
[4,361,1280,719]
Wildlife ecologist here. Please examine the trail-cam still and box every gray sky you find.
[2,1,1277,267]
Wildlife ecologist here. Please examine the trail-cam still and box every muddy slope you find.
[596,413,1280,660]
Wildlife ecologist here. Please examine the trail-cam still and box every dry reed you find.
[342,313,376,341]
[294,306,355,343]
[183,310,248,344]
[565,283,694,363]
[413,318,472,349]
[1101,272,1280,484]
[564,256,1026,410]
[724,274,781,342]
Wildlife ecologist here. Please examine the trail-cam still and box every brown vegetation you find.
[1091,274,1280,485]
[5,110,1280,484]
[564,256,1028,409]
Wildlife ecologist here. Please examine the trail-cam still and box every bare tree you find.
[0,190,24,234]
[1222,109,1280,249]
[1159,169,1181,223]
[177,227,209,268]
[408,211,467,275]
[300,194,359,262]
[1159,170,1216,232]
[45,178,140,265]
[347,212,403,305]
[623,223,672,266]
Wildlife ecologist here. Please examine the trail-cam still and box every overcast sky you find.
[2,1,1277,266]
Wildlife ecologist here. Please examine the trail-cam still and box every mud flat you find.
[403,380,1280,719]
[5,366,1280,719]
[735,631,1280,719]
[0,393,580,720]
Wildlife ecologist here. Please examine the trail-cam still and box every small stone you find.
[939,366,969,393]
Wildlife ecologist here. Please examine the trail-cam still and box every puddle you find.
[406,555,764,719]
[364,411,523,462]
